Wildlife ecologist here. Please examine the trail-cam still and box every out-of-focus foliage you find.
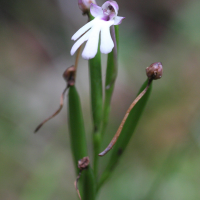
[1,0,200,199]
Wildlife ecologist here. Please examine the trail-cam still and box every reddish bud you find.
[146,62,163,80]
[78,0,97,14]
[63,65,76,86]
[78,157,90,170]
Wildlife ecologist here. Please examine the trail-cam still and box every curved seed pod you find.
[99,62,163,156]
[34,66,76,133]
[98,79,153,190]
[99,79,152,156]
[34,86,68,133]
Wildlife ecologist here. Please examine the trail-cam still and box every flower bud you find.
[78,156,90,170]
[78,0,97,14]
[146,62,163,80]
[63,65,76,86]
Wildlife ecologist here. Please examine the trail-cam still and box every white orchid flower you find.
[71,1,125,60]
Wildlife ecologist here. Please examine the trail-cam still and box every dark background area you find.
[1,0,200,199]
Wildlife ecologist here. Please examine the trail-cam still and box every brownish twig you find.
[98,79,153,156]
[74,171,82,200]
[98,62,163,157]
[34,85,68,133]
[34,66,77,133]
[74,157,90,200]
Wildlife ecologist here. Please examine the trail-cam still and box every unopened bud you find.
[146,62,163,80]
[63,65,76,86]
[78,0,97,14]
[78,157,90,170]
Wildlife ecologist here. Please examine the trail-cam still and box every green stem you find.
[89,45,103,179]
[82,166,96,200]
[101,25,119,137]
[88,14,103,180]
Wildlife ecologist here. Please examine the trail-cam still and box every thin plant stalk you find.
[97,79,153,190]
[98,62,163,189]
[101,25,119,137]
[34,85,68,133]
[74,45,83,75]
[87,13,103,179]
[99,79,152,156]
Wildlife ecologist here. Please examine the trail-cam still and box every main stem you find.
[101,25,119,137]
[88,45,103,180]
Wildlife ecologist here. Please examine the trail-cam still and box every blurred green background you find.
[1,0,200,199]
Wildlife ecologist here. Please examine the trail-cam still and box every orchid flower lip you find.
[70,1,125,60]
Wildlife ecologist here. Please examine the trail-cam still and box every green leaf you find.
[98,79,152,189]
[68,86,96,200]
[68,86,88,173]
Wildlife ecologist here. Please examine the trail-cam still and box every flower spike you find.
[71,1,125,60]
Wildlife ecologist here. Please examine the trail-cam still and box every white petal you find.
[114,16,125,25]
[90,3,103,18]
[70,30,91,56]
[71,18,97,41]
[82,24,101,59]
[100,21,114,54]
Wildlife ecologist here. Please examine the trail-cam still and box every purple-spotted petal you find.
[101,1,110,10]
[102,1,119,15]
[90,3,103,18]
[114,16,125,25]
[82,22,101,59]
[100,21,114,54]
[109,1,119,14]
[71,18,97,41]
